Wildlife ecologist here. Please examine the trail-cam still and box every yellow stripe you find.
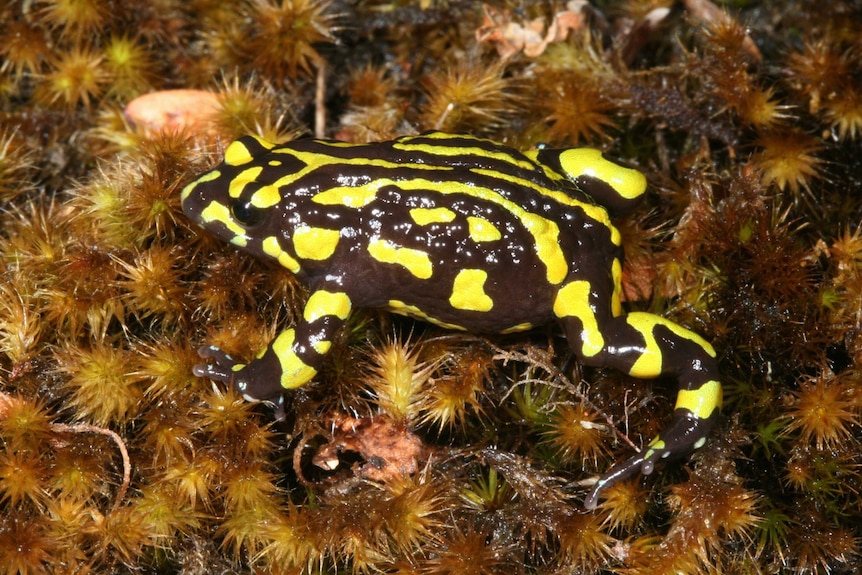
[392,137,537,171]
[611,258,622,317]
[228,166,263,199]
[312,186,379,208]
[501,322,533,333]
[272,149,452,187]
[387,299,467,330]
[367,239,433,279]
[262,236,301,273]
[675,380,722,417]
[181,170,221,202]
[293,226,340,260]
[557,148,647,201]
[449,269,493,312]
[553,281,604,357]
[200,202,248,247]
[271,329,318,389]
[470,167,621,246]
[251,183,282,208]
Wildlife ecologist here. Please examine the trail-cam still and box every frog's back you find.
[181,132,641,332]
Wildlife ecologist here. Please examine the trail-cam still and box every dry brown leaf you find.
[476,1,588,59]
[312,414,429,483]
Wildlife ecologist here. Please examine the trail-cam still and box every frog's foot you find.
[194,345,287,418]
[584,410,715,510]
[193,345,259,402]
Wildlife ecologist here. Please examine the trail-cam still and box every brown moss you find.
[1,1,861,573]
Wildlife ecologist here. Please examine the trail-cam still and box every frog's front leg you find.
[556,287,722,509]
[194,288,353,403]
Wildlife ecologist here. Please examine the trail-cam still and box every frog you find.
[181,131,722,509]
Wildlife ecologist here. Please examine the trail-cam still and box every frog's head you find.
[181,135,302,253]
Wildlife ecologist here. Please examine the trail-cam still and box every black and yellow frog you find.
[181,131,722,509]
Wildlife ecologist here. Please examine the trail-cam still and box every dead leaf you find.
[312,414,429,483]
[477,1,588,59]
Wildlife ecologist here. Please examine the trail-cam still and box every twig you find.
[315,62,326,138]
[51,422,131,513]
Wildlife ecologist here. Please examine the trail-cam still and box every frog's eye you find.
[231,201,264,227]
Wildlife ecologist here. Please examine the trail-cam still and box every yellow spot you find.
[200,203,248,247]
[367,174,569,283]
[224,135,276,166]
[675,380,723,418]
[611,258,623,317]
[501,322,533,334]
[181,170,221,202]
[262,236,301,273]
[293,227,340,260]
[251,184,282,208]
[312,186,379,208]
[637,437,666,468]
[387,300,467,331]
[648,437,665,449]
[410,207,456,226]
[271,329,318,389]
[304,290,353,323]
[368,239,433,279]
[449,269,494,312]
[467,216,502,242]
[228,166,263,199]
[558,148,647,201]
[625,312,717,377]
[268,160,282,166]
[224,139,254,166]
[553,281,604,357]
[312,340,331,355]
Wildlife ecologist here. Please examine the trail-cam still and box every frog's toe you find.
[583,452,647,510]
[193,345,238,384]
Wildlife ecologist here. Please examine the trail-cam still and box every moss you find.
[0,1,860,574]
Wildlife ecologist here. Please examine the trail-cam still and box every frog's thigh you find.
[623,311,715,377]
[566,310,722,415]
[552,280,607,358]
[623,311,722,415]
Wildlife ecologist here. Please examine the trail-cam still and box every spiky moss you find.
[1,0,862,574]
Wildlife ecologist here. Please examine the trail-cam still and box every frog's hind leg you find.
[556,293,722,509]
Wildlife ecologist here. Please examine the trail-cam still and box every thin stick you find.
[315,62,326,138]
[51,422,131,513]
